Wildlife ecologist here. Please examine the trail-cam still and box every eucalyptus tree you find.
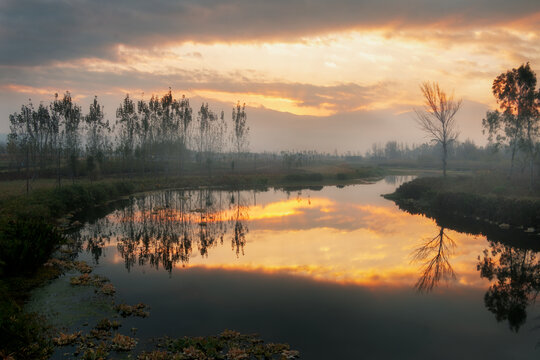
[195,104,227,172]
[213,110,227,157]
[483,63,540,184]
[53,92,82,182]
[231,101,249,156]
[136,98,151,172]
[148,94,162,167]
[34,103,52,172]
[50,94,64,185]
[85,96,110,178]
[8,102,35,193]
[174,94,193,172]
[116,94,138,174]
[160,89,180,173]
[414,82,462,177]
[196,103,217,166]
[160,89,176,145]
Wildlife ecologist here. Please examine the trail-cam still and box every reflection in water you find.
[411,227,456,292]
[477,242,540,332]
[230,191,249,256]
[80,189,250,272]
[67,181,540,358]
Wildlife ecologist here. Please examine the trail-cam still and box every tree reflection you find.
[79,189,251,273]
[477,243,540,332]
[230,190,248,256]
[411,227,456,292]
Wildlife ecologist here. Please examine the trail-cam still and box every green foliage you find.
[0,219,64,276]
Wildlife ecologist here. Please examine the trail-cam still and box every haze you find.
[1,0,539,152]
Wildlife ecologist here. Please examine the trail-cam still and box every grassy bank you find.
[0,163,384,358]
[385,174,540,229]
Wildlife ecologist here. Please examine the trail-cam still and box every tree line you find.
[413,63,540,185]
[6,90,249,191]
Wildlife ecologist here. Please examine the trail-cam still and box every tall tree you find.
[50,94,64,186]
[116,94,138,174]
[8,102,35,194]
[231,101,249,156]
[483,63,540,185]
[34,103,52,173]
[85,96,110,178]
[55,92,82,183]
[174,94,193,172]
[136,98,151,172]
[414,82,462,177]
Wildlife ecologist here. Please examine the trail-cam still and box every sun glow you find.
[93,187,492,290]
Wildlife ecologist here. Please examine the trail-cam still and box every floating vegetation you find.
[100,283,116,296]
[115,303,150,318]
[111,333,138,351]
[80,343,110,360]
[95,318,121,331]
[70,273,109,286]
[44,258,75,270]
[52,331,81,346]
[74,261,93,274]
[157,330,300,360]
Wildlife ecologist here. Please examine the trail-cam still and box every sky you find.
[1,0,539,152]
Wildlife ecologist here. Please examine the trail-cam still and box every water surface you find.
[35,177,540,359]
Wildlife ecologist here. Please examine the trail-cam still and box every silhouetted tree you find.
[8,102,35,193]
[85,96,110,179]
[58,92,82,182]
[116,94,138,174]
[414,82,462,177]
[231,101,249,156]
[483,63,540,185]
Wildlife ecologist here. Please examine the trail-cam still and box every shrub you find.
[0,219,64,276]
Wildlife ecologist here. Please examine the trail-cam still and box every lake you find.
[31,176,540,359]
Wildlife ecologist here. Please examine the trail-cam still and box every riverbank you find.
[0,164,384,359]
[384,174,540,231]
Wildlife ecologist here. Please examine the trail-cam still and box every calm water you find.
[33,177,540,359]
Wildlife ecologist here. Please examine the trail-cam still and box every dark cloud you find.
[0,0,538,65]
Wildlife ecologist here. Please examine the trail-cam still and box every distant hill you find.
[0,133,7,145]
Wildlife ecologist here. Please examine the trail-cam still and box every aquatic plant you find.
[70,273,109,286]
[53,331,81,346]
[100,283,116,296]
[115,303,150,317]
[95,318,121,331]
[111,333,137,351]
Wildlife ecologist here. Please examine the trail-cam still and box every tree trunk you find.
[442,143,447,177]
[26,145,29,195]
[530,157,533,191]
[509,142,517,178]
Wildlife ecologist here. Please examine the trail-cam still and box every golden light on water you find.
[97,186,491,290]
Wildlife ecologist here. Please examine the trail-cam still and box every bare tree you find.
[415,82,462,177]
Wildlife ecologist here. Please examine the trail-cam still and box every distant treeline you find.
[2,90,250,188]
[364,140,502,162]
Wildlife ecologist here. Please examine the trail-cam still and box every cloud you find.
[1,0,538,65]
[0,62,404,114]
